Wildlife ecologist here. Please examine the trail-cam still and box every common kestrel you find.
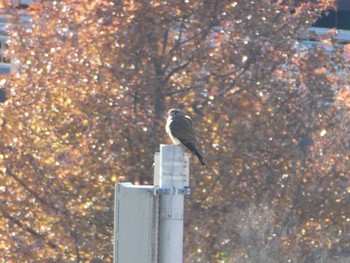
[166,108,205,166]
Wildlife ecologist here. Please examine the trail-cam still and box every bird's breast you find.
[166,117,181,145]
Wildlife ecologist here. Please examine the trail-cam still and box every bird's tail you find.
[183,142,206,166]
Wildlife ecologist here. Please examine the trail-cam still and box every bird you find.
[166,108,205,166]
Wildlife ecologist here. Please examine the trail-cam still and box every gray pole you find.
[158,145,187,263]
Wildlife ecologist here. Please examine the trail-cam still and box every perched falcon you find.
[166,108,205,166]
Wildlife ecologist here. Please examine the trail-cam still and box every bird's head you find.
[168,108,182,117]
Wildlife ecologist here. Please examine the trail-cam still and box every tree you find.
[0,0,349,262]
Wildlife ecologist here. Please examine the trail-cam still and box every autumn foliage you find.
[1,0,350,262]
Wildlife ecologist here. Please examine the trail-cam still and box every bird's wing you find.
[169,115,197,145]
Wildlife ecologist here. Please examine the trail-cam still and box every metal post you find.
[158,145,187,263]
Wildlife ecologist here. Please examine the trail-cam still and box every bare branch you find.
[2,212,58,249]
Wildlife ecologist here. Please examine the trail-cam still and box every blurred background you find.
[0,0,349,262]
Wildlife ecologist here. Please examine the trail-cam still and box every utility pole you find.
[157,145,188,263]
[114,145,189,263]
